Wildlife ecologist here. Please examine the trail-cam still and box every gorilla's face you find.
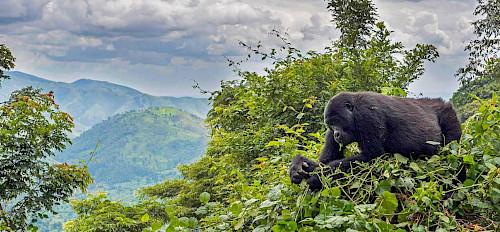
[324,93,356,145]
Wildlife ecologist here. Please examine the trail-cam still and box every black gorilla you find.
[290,91,462,190]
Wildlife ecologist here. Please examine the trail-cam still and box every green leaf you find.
[141,213,150,223]
[394,153,408,164]
[151,222,163,231]
[265,141,281,147]
[377,221,394,232]
[377,191,398,217]
[195,206,207,215]
[179,217,190,227]
[271,225,284,232]
[165,207,175,216]
[463,155,475,164]
[259,199,277,208]
[409,162,422,172]
[234,217,245,230]
[281,209,292,220]
[267,185,282,201]
[322,187,341,198]
[199,192,210,203]
[188,217,198,228]
[229,201,243,215]
[219,215,229,221]
[375,180,392,196]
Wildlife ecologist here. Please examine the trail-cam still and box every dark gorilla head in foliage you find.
[323,92,357,145]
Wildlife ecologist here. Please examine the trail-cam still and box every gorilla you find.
[289,91,462,190]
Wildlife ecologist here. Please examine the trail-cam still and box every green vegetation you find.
[34,107,208,230]
[452,0,500,122]
[144,0,438,220]
[0,48,93,231]
[56,107,208,185]
[3,0,500,231]
[0,44,15,81]
[61,0,498,231]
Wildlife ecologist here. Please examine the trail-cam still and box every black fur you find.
[289,91,462,190]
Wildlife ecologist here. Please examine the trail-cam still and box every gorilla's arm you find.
[304,105,386,189]
[318,129,344,164]
[289,129,344,186]
[327,104,386,170]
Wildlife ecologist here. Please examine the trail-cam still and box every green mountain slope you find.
[36,107,208,231]
[55,107,209,185]
[0,71,210,135]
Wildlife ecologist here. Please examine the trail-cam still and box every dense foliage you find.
[0,86,93,231]
[60,0,500,231]
[129,94,498,232]
[64,192,168,232]
[457,0,500,84]
[451,0,499,122]
[0,44,15,81]
[450,73,499,121]
[142,0,437,215]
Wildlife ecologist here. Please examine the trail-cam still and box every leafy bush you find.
[136,93,500,232]
[63,193,168,232]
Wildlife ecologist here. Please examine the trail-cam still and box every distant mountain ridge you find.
[55,107,208,185]
[0,71,210,135]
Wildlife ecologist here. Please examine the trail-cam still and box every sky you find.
[0,0,478,99]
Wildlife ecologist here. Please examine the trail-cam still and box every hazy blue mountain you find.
[0,71,210,135]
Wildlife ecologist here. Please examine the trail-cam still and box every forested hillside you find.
[56,107,208,185]
[0,71,210,135]
[35,107,209,231]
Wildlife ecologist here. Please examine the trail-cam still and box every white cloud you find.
[0,0,479,98]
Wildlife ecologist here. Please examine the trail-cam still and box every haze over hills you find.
[0,71,210,135]
[37,107,209,231]
[55,107,209,186]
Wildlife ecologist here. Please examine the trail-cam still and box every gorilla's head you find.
[324,92,356,145]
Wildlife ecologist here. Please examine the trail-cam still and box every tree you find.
[452,0,500,121]
[0,44,15,84]
[0,46,93,231]
[457,0,500,84]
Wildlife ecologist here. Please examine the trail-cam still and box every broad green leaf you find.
[199,192,210,203]
[151,222,163,231]
[377,191,398,217]
[195,206,207,215]
[375,180,392,196]
[394,153,408,164]
[141,213,150,223]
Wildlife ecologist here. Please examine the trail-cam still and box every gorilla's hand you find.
[289,155,319,185]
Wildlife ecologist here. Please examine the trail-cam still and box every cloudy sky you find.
[0,0,477,99]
